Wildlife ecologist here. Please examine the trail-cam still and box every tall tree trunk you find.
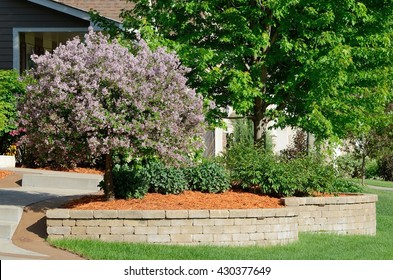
[253,63,269,146]
[104,153,115,201]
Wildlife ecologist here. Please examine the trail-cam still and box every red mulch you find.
[62,189,284,210]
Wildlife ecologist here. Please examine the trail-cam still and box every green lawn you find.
[49,187,393,260]
[348,178,393,188]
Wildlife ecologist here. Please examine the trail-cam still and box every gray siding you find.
[0,0,90,70]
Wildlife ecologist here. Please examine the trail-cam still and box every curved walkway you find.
[0,168,101,260]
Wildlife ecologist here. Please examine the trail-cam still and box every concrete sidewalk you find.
[0,168,102,260]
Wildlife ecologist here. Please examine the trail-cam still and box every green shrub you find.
[185,162,231,193]
[223,144,275,190]
[0,70,24,134]
[365,159,379,179]
[332,178,363,193]
[378,155,393,181]
[0,70,26,155]
[111,164,149,199]
[141,161,188,194]
[223,145,360,197]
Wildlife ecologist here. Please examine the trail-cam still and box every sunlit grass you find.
[348,178,393,188]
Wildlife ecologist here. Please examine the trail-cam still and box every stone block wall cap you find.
[69,210,94,219]
[93,210,119,219]
[46,209,70,219]
[165,210,189,219]
[141,210,166,219]
[282,193,378,206]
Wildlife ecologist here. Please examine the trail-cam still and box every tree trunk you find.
[361,152,366,186]
[253,96,265,146]
[253,62,269,146]
[104,153,115,201]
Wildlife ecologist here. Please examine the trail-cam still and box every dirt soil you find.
[63,189,283,210]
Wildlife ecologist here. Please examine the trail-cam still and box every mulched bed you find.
[62,189,284,210]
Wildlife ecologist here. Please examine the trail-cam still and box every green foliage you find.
[223,144,275,190]
[335,154,362,178]
[332,178,363,194]
[336,153,380,179]
[95,0,393,144]
[185,162,231,193]
[378,155,393,182]
[110,159,232,198]
[365,159,379,179]
[0,70,26,155]
[228,119,254,148]
[111,164,149,199]
[223,145,360,197]
[141,161,188,195]
[0,70,24,135]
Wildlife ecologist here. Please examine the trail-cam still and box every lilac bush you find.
[19,29,205,200]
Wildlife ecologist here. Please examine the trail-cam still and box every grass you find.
[348,178,393,188]
[49,187,393,260]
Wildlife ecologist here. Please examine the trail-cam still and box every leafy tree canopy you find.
[0,70,25,135]
[93,0,393,143]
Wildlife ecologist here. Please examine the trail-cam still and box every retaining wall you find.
[282,194,378,235]
[46,208,298,246]
[46,194,377,246]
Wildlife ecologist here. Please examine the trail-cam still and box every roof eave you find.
[27,0,121,26]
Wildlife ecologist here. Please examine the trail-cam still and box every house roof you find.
[27,0,95,23]
[51,0,134,22]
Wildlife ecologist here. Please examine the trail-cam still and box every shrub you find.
[111,164,149,199]
[334,154,362,178]
[332,178,363,193]
[223,145,360,197]
[378,155,393,181]
[0,70,25,155]
[365,159,379,179]
[223,144,275,190]
[141,161,188,194]
[185,162,231,193]
[19,30,205,200]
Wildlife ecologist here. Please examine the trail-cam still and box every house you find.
[204,108,308,157]
[0,0,130,73]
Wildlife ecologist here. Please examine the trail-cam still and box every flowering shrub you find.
[19,29,205,199]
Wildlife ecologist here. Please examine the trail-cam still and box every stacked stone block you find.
[282,194,377,235]
[47,208,299,246]
[47,194,378,246]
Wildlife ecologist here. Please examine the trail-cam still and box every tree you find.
[345,102,393,184]
[0,70,25,153]
[0,70,24,135]
[19,30,205,200]
[96,0,393,144]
